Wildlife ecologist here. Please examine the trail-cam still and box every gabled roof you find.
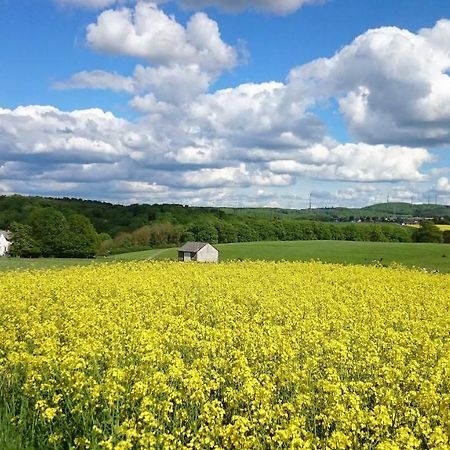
[0,230,11,240]
[179,242,209,253]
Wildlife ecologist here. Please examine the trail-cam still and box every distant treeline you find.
[9,208,100,258]
[2,195,448,258]
[111,220,416,254]
[0,195,225,237]
[1,195,449,236]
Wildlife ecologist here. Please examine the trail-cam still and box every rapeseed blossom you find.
[0,261,449,448]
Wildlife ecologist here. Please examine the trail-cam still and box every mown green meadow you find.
[154,241,450,272]
[1,241,449,272]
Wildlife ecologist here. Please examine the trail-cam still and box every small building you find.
[0,230,11,257]
[178,242,219,263]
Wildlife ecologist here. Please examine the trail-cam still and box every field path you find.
[146,249,169,260]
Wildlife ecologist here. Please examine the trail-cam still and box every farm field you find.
[0,249,164,272]
[153,240,450,273]
[0,261,449,449]
[408,224,450,231]
[1,240,449,273]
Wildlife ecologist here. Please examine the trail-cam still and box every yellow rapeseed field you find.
[0,261,449,449]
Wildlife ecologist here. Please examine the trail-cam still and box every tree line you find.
[1,195,449,238]
[105,219,427,256]
[5,203,448,259]
[9,208,100,258]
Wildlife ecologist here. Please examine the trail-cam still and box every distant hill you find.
[361,202,450,217]
[223,202,450,222]
[0,195,449,237]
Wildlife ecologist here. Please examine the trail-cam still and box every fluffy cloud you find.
[55,2,238,105]
[183,82,323,150]
[7,11,447,206]
[436,177,450,193]
[86,3,237,74]
[0,104,432,203]
[55,65,210,104]
[54,70,135,93]
[133,64,210,103]
[178,165,293,188]
[289,19,450,146]
[268,143,431,182]
[0,106,132,164]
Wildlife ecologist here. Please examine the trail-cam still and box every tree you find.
[30,208,70,257]
[97,233,113,256]
[413,221,443,243]
[114,232,134,250]
[236,223,259,242]
[215,222,238,243]
[443,230,450,244]
[343,224,362,241]
[132,226,152,247]
[189,222,219,244]
[9,222,40,257]
[367,225,387,242]
[64,214,99,258]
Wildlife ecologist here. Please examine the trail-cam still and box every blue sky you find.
[1,0,450,207]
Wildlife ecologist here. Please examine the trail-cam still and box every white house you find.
[0,230,11,256]
[178,242,219,263]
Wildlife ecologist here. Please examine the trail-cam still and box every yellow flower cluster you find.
[0,261,449,449]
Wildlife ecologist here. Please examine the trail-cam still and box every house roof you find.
[179,242,209,253]
[0,230,11,240]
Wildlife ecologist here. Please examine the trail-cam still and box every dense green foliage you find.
[3,195,449,258]
[8,223,40,258]
[10,208,100,258]
[1,195,449,236]
[413,221,444,243]
[109,220,414,254]
[444,230,450,244]
[223,202,450,222]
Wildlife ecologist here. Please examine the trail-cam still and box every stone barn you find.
[0,230,11,256]
[178,242,219,263]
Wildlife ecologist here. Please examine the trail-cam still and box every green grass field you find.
[0,249,164,272]
[153,241,450,272]
[1,241,449,272]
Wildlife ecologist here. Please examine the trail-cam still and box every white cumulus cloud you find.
[289,19,450,146]
[54,70,135,93]
[86,2,237,74]
[268,143,431,182]
[6,13,448,206]
[436,177,450,193]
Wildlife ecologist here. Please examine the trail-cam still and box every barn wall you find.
[178,251,192,262]
[195,245,219,263]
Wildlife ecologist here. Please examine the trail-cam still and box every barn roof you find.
[0,230,11,240]
[179,242,209,253]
